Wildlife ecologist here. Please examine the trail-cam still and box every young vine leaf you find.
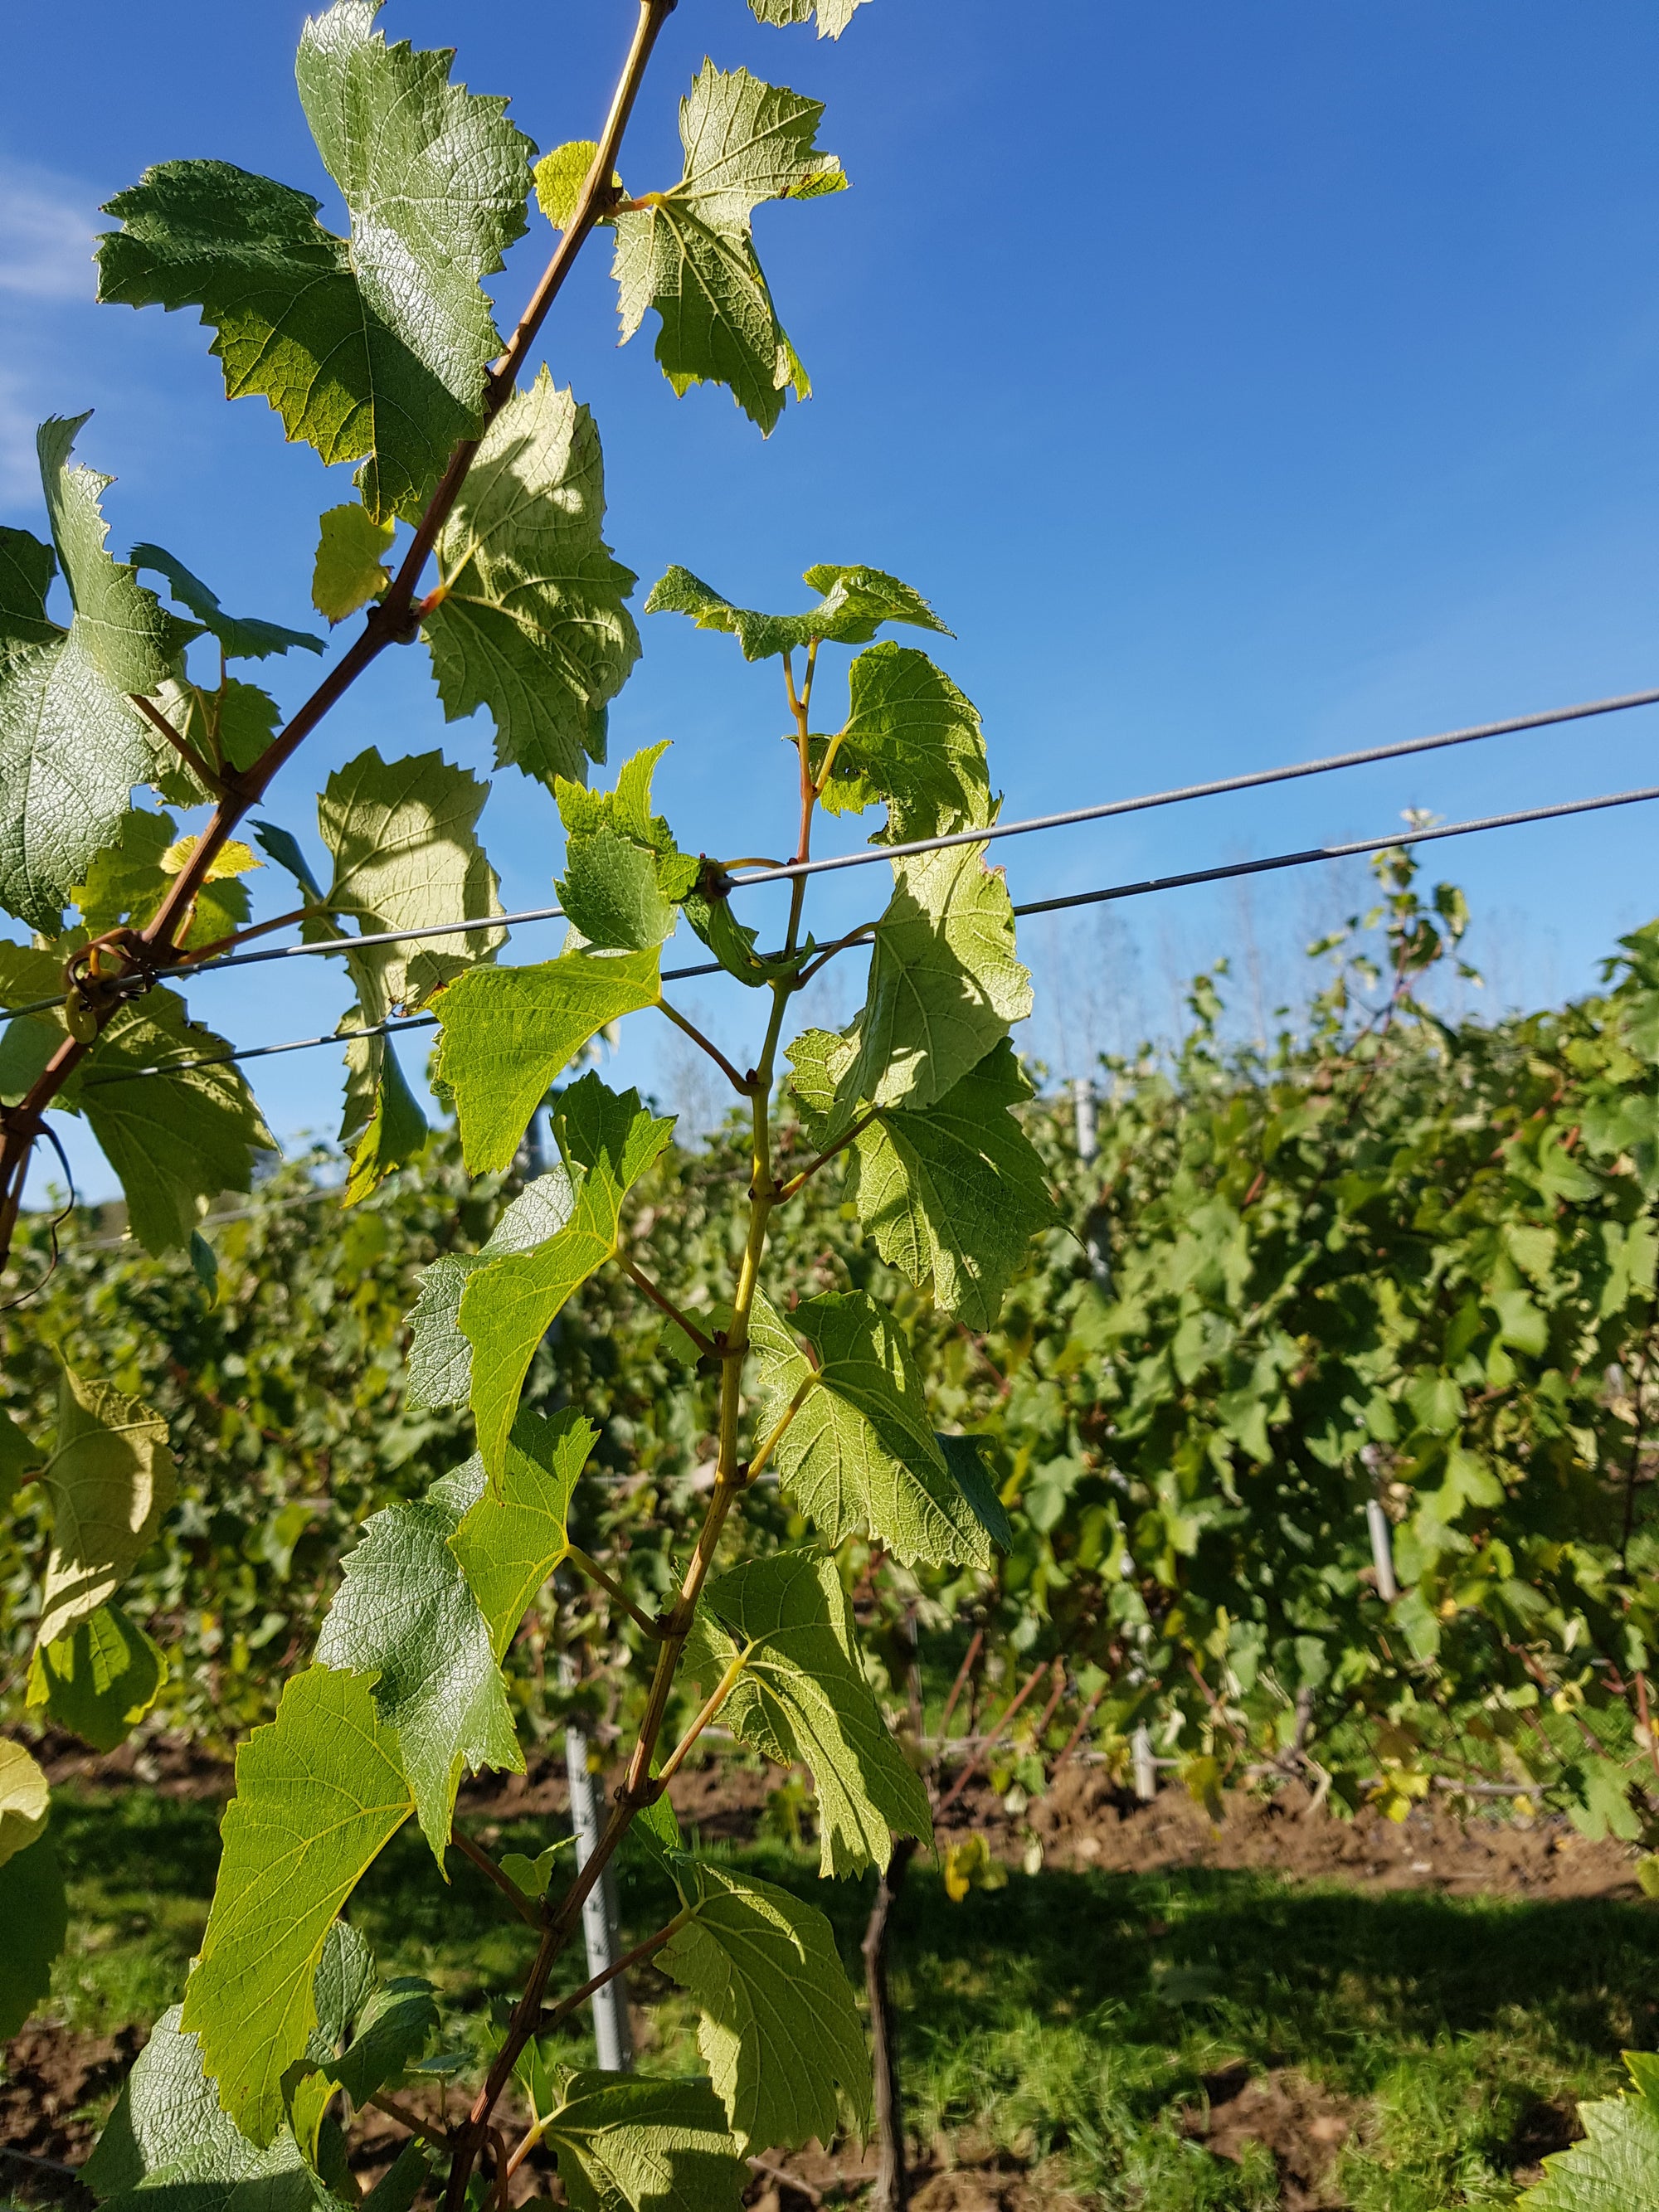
[646,561,947,662]
[685,1549,933,1876]
[33,1368,176,1650]
[0,418,182,931]
[611,63,846,433]
[315,1460,524,1864]
[449,1407,596,1655]
[181,1665,415,2144]
[312,503,395,623]
[0,1832,69,2040]
[749,1287,997,1566]
[748,0,873,39]
[790,1033,1057,1330]
[27,1602,168,1753]
[658,1861,873,2151]
[540,2070,744,2212]
[129,542,325,660]
[0,1739,49,1866]
[816,642,994,842]
[435,951,664,1174]
[97,0,535,520]
[424,369,641,788]
[406,1175,580,1409]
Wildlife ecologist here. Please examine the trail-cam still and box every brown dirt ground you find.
[3,1744,1636,2201]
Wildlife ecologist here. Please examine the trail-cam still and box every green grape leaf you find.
[424,367,640,788]
[1521,2054,1659,2209]
[0,1402,44,1514]
[434,947,662,1174]
[450,1407,597,1655]
[791,1032,1054,1330]
[556,740,681,854]
[687,1549,931,1876]
[180,1665,415,2145]
[845,840,1032,1111]
[311,1917,378,2052]
[936,1432,1013,1553]
[542,2071,744,2212]
[318,745,504,1013]
[98,5,535,519]
[0,1832,68,2039]
[339,1027,429,1207]
[82,2005,317,2208]
[459,1078,674,1473]
[749,0,871,36]
[64,986,275,1256]
[315,1461,522,1864]
[749,1288,993,1568]
[406,1170,577,1408]
[313,503,394,622]
[0,421,178,931]
[27,1602,168,1753]
[645,561,947,663]
[326,1976,439,2107]
[559,829,681,952]
[0,1738,50,1869]
[500,1839,574,1899]
[659,1862,870,2151]
[129,542,324,660]
[534,140,608,231]
[817,644,992,843]
[35,1367,176,1650]
[611,63,844,434]
[71,807,260,953]
[251,819,328,909]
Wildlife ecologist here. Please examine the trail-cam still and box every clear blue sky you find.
[6,1,1659,1202]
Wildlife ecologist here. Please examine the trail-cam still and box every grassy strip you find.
[24,1784,1659,2208]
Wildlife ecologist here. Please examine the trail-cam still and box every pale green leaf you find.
[817,643,991,843]
[98,7,535,519]
[318,745,504,1014]
[313,503,394,622]
[687,1548,932,1876]
[0,421,178,931]
[82,2004,315,2210]
[0,945,63,1111]
[71,804,255,953]
[749,0,871,36]
[406,1170,577,1408]
[0,1402,45,1512]
[434,946,662,1174]
[534,141,607,231]
[0,1832,67,2039]
[27,1602,168,1753]
[36,1367,176,1649]
[129,542,324,659]
[937,1432,1014,1553]
[425,367,640,788]
[555,745,700,951]
[845,839,1032,1111]
[749,1288,992,1567]
[180,1665,415,2145]
[450,1407,596,1656]
[460,1079,674,1474]
[611,64,844,434]
[64,986,276,1256]
[1521,2055,1659,2209]
[645,561,946,662]
[315,1461,521,1864]
[791,1033,1054,1329]
[500,1838,575,1899]
[659,1862,870,2151]
[543,2070,745,2212]
[0,1738,50,1869]
[340,1028,429,1206]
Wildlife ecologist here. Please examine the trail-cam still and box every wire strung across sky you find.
[78,775,1659,1082]
[7,674,1659,1028]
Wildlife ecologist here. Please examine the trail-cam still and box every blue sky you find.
[5,1,1659,1202]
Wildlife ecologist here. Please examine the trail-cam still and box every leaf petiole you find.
[566,1544,669,1640]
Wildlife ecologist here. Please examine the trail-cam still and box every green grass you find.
[30,1785,1659,2208]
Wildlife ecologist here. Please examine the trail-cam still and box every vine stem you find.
[776,1109,878,1203]
[0,0,681,1280]
[657,999,752,1095]
[567,1544,670,1639]
[620,1257,719,1361]
[451,1830,538,1926]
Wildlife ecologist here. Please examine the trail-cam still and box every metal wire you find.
[63,777,1659,1082]
[8,673,1656,1023]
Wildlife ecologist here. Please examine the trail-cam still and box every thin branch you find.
[748,2156,824,2206]
[566,1544,669,1639]
[368,2091,457,2151]
[620,1255,718,1359]
[1048,1680,1106,1781]
[181,903,334,965]
[655,1647,755,1789]
[129,689,226,796]
[451,1830,538,1926]
[937,1629,983,1744]
[794,921,876,989]
[776,1110,878,1203]
[533,1902,695,2044]
[658,999,753,1096]
[936,1659,1061,1818]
